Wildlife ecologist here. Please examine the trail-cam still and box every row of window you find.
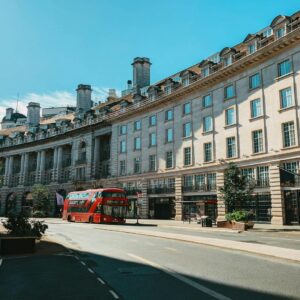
[119,121,296,174]
[119,120,296,155]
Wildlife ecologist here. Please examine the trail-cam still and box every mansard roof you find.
[198,59,216,68]
[219,47,237,57]
[270,15,290,28]
[243,33,261,43]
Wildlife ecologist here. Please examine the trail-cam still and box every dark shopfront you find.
[149,197,175,219]
[183,195,217,222]
[284,190,300,224]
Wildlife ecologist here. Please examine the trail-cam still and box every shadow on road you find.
[0,240,297,300]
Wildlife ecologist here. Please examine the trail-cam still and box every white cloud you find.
[0,91,76,119]
[0,86,121,119]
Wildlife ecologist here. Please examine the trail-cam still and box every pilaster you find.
[269,164,284,225]
[175,176,183,221]
[216,171,226,221]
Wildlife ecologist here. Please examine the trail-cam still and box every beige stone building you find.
[1,12,300,225]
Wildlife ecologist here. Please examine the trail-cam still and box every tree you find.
[219,163,254,212]
[31,184,50,217]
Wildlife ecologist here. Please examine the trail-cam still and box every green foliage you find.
[219,163,254,212]
[32,210,48,218]
[31,184,50,217]
[225,210,254,222]
[2,213,48,237]
[6,193,18,215]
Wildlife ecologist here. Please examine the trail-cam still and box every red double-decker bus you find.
[62,188,128,224]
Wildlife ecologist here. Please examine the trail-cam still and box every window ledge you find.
[201,105,213,110]
[225,157,239,161]
[251,151,266,156]
[274,72,294,81]
[165,167,175,170]
[182,136,193,140]
[202,130,214,136]
[281,145,299,151]
[203,160,215,164]
[249,115,264,122]
[224,124,237,129]
[248,86,261,92]
[183,164,193,168]
[165,141,174,144]
[224,96,236,102]
[278,105,296,113]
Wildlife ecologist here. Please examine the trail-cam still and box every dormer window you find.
[276,27,285,39]
[165,85,172,95]
[182,77,189,87]
[149,93,156,101]
[248,43,257,54]
[202,67,209,78]
[223,55,232,66]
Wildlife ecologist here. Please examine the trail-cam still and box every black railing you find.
[147,186,175,194]
[41,171,53,184]
[255,179,270,188]
[58,168,71,183]
[24,173,36,186]
[62,157,72,168]
[75,157,87,165]
[182,184,216,192]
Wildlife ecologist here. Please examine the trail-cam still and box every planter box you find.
[231,221,246,231]
[0,236,36,255]
[217,220,232,229]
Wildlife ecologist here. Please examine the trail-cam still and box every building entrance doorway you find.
[284,190,300,225]
[149,197,175,219]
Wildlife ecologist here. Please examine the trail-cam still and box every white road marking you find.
[164,247,178,252]
[128,253,232,300]
[0,258,2,267]
[74,255,79,260]
[80,261,86,266]
[109,290,119,299]
[97,277,105,285]
[88,268,94,274]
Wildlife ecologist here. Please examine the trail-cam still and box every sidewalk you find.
[124,218,300,232]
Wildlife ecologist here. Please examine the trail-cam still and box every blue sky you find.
[0,0,299,117]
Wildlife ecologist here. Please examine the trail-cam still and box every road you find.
[45,220,300,300]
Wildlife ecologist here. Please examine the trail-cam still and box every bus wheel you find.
[67,215,72,222]
[89,216,93,223]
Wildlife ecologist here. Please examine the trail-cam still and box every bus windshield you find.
[102,205,127,218]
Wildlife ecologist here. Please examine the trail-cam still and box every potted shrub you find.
[0,212,48,255]
[225,210,255,231]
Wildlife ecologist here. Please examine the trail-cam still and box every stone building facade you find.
[1,12,300,224]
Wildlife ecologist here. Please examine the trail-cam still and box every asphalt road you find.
[45,220,300,300]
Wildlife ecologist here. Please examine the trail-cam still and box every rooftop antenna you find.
[16,93,20,113]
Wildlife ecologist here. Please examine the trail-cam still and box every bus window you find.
[101,191,126,198]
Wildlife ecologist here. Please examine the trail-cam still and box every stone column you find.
[19,154,25,185]
[40,150,46,183]
[175,176,183,221]
[216,171,226,221]
[57,146,63,181]
[23,153,29,181]
[52,147,58,182]
[269,164,284,225]
[93,137,100,178]
[35,151,41,183]
[4,156,10,185]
